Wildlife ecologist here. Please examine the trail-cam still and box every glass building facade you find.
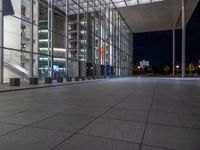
[0,0,133,83]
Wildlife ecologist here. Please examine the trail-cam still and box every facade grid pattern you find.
[0,0,133,83]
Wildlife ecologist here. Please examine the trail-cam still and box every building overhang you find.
[118,0,199,33]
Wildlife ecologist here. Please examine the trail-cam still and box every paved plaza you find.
[0,77,200,150]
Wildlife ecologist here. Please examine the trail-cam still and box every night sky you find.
[134,1,200,67]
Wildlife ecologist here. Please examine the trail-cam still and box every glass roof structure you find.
[111,0,164,7]
[52,0,164,13]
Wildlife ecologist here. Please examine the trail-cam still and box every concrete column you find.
[0,0,3,83]
[172,28,175,76]
[182,0,186,78]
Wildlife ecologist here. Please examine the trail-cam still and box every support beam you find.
[0,0,3,83]
[182,0,186,78]
[172,28,175,77]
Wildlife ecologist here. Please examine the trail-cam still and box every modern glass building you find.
[0,0,133,83]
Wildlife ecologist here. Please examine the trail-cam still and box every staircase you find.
[4,57,29,79]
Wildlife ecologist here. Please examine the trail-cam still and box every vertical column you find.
[0,0,3,83]
[29,0,34,78]
[104,8,107,78]
[182,0,186,78]
[48,0,53,78]
[172,28,175,76]
[50,0,54,78]
[77,0,80,78]
[47,0,51,78]
[66,0,69,78]
[92,3,95,78]
[98,10,101,78]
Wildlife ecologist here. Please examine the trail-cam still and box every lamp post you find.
[176,65,180,75]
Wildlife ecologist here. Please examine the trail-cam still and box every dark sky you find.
[134,1,200,67]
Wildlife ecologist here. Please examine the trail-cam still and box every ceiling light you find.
[138,0,150,4]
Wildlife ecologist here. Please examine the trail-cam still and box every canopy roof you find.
[118,0,199,32]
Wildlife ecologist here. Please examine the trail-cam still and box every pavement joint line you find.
[182,100,200,123]
[78,132,141,145]
[77,133,177,150]
[139,81,158,150]
[0,79,108,93]
[0,126,26,138]
[100,116,200,130]
[141,143,176,150]
[51,93,132,150]
[0,109,72,138]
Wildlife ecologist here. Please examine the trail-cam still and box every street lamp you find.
[176,65,180,75]
[198,65,200,75]
[176,65,180,69]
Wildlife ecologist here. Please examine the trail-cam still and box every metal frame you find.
[182,0,186,78]
[0,0,133,83]
[0,0,3,83]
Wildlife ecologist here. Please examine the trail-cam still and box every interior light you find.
[138,0,150,4]
[152,0,164,2]
[126,0,138,6]
[54,48,66,52]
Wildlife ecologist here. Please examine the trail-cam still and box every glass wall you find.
[0,0,133,83]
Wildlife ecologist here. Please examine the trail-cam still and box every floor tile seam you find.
[107,107,150,113]
[101,116,147,124]
[0,126,26,138]
[112,107,151,112]
[141,143,177,150]
[146,122,200,130]
[148,110,197,116]
[0,109,52,117]
[0,79,108,93]
[27,125,74,134]
[182,101,200,121]
[0,112,65,138]
[3,111,69,129]
[0,120,26,127]
[77,132,141,145]
[0,104,107,130]
[99,116,200,129]
[77,132,177,150]
[139,82,158,150]
[51,93,133,150]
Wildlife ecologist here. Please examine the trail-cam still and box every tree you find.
[188,63,195,75]
[163,65,170,74]
[133,65,140,74]
[146,66,153,73]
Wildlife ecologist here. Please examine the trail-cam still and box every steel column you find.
[48,0,53,78]
[77,0,80,78]
[66,0,69,78]
[29,0,34,78]
[172,28,175,76]
[0,0,3,83]
[182,0,186,78]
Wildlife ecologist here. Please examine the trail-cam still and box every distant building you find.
[140,60,150,68]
